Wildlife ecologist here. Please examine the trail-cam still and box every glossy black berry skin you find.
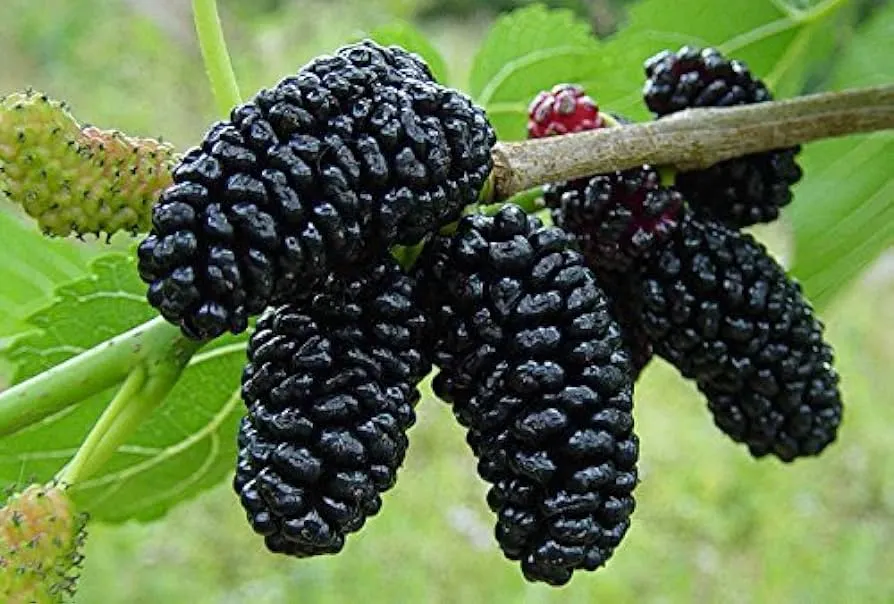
[640,210,842,461]
[643,46,768,115]
[543,165,683,375]
[544,165,683,273]
[643,46,802,228]
[594,270,653,377]
[138,40,495,340]
[414,205,638,585]
[234,257,431,557]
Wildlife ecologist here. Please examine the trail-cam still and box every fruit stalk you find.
[57,330,201,485]
[0,317,188,437]
[489,84,894,200]
[192,0,242,115]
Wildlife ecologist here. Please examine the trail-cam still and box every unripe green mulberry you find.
[0,89,176,238]
[0,482,87,603]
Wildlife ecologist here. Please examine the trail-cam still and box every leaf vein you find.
[72,389,240,493]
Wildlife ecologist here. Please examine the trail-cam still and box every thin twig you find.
[192,0,242,117]
[489,84,894,200]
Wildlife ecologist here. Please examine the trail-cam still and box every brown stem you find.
[490,84,894,201]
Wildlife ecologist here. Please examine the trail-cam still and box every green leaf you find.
[788,1,894,309]
[0,209,92,341]
[368,21,450,85]
[71,339,245,522]
[468,5,603,140]
[483,102,529,143]
[4,254,155,381]
[472,0,851,140]
[469,5,599,99]
[0,253,247,522]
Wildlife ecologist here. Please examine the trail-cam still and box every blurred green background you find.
[1,0,892,602]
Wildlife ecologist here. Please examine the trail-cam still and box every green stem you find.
[479,186,544,214]
[504,187,544,214]
[0,317,184,437]
[57,334,201,486]
[534,207,553,227]
[392,242,425,272]
[193,0,242,116]
[56,367,146,487]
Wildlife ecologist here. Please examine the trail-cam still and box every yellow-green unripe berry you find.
[0,90,177,238]
[0,482,88,603]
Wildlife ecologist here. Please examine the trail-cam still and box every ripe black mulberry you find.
[234,256,431,557]
[643,46,802,227]
[639,209,842,460]
[138,40,494,339]
[544,165,683,273]
[414,205,638,585]
[543,165,683,375]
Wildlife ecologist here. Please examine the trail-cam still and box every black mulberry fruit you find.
[543,165,683,375]
[528,82,680,377]
[643,46,802,227]
[234,256,431,557]
[594,269,653,377]
[138,40,495,339]
[414,205,638,585]
[544,165,683,273]
[639,209,842,461]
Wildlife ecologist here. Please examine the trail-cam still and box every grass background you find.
[0,0,892,602]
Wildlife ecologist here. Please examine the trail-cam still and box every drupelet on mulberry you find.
[234,256,431,557]
[540,149,683,374]
[643,46,802,228]
[543,165,684,374]
[639,209,842,461]
[414,205,638,585]
[527,84,602,138]
[544,165,683,273]
[138,40,495,340]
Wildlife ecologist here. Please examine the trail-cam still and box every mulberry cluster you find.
[90,36,849,588]
[639,210,842,460]
[234,257,431,556]
[529,76,842,461]
[138,40,495,339]
[414,205,638,585]
[643,46,802,227]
